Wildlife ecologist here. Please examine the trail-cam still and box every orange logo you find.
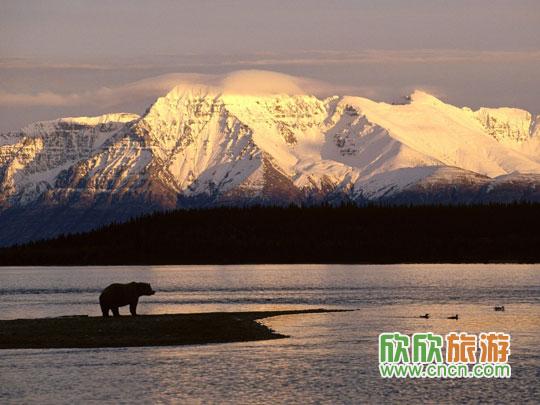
[446,332,477,363]
[479,332,511,363]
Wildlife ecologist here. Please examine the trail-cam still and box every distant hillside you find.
[1,83,540,246]
[1,204,539,265]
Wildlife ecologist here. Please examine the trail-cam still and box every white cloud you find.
[0,73,209,108]
[0,91,80,107]
[220,70,342,95]
[0,70,358,109]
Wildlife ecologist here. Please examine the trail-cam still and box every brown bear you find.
[99,282,155,317]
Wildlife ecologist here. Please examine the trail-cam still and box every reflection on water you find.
[0,264,539,403]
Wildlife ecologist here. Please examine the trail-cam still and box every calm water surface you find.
[0,264,539,403]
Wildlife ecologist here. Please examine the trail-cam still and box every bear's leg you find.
[112,307,120,317]
[100,302,110,317]
[129,298,139,316]
[129,300,138,316]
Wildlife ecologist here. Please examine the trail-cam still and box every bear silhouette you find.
[99,282,155,317]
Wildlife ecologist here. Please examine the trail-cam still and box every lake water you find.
[0,264,539,403]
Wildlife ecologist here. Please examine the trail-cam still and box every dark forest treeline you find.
[1,204,540,265]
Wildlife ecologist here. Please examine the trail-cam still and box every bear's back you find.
[100,282,138,306]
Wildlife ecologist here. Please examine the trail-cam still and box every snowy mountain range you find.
[1,81,539,245]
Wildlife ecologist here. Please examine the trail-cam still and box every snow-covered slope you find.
[0,113,139,206]
[1,83,539,244]
[343,91,540,177]
[474,107,533,148]
[517,116,540,162]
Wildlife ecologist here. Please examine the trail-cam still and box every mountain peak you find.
[409,90,444,105]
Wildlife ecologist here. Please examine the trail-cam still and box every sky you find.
[1,0,539,131]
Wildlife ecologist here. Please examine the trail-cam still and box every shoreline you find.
[0,309,349,350]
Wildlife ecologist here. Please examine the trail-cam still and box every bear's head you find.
[136,282,155,296]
